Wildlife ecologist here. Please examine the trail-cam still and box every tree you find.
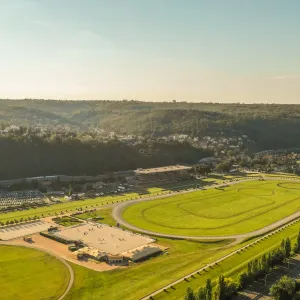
[214,276,238,300]
[214,275,226,300]
[197,287,206,300]
[270,276,296,300]
[205,279,212,300]
[284,238,291,258]
[215,161,232,173]
[294,229,300,253]
[237,272,249,289]
[185,287,196,300]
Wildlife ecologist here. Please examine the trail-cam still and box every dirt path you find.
[0,242,74,300]
[113,177,300,241]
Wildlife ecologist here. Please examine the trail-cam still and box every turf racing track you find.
[113,178,300,241]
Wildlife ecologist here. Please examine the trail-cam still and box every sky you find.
[0,0,299,103]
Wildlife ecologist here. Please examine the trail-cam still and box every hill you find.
[1,100,300,150]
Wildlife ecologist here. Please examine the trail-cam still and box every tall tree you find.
[205,279,212,300]
[185,288,196,300]
[214,275,226,300]
[284,238,291,258]
[270,276,296,300]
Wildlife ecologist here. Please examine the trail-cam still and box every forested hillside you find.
[1,99,300,150]
[0,132,211,180]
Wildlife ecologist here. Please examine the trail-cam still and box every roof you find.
[107,255,124,260]
[124,245,163,262]
[135,165,191,174]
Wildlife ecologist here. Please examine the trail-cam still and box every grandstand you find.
[135,165,192,186]
[0,190,48,210]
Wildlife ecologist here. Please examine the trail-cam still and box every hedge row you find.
[40,231,71,245]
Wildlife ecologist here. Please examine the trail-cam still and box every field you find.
[122,180,300,236]
[62,221,300,300]
[0,182,204,224]
[64,238,234,300]
[0,191,165,224]
[154,220,300,300]
[0,245,69,300]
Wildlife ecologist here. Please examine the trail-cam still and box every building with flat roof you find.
[135,165,191,174]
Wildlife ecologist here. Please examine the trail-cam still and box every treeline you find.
[2,100,300,151]
[185,231,300,300]
[0,133,211,180]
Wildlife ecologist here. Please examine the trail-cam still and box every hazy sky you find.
[0,0,300,103]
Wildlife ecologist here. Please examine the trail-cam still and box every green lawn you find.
[154,221,300,300]
[123,180,300,236]
[0,245,70,300]
[53,216,83,227]
[75,208,116,226]
[0,182,201,224]
[64,238,236,300]
[0,191,167,224]
[63,221,300,300]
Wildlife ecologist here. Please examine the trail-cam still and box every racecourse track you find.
[113,178,300,241]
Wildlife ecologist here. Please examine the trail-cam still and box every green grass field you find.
[0,181,205,224]
[154,221,300,300]
[0,190,172,224]
[0,245,69,300]
[123,180,300,236]
[76,208,117,226]
[63,221,300,300]
[64,238,236,300]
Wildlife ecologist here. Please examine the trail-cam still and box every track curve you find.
[113,177,300,241]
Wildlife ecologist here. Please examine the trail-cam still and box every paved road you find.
[140,218,300,300]
[113,177,300,241]
[0,242,74,300]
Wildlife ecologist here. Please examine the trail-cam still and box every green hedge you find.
[40,231,71,245]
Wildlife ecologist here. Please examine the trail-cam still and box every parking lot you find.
[238,254,300,299]
[0,221,51,240]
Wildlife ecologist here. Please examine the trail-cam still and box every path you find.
[113,177,300,241]
[0,242,74,300]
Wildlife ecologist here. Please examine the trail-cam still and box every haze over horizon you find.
[0,0,299,104]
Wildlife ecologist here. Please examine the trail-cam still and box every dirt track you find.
[113,177,300,242]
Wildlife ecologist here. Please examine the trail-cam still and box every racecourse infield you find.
[119,180,300,237]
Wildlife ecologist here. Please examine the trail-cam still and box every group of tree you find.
[0,215,40,226]
[0,131,211,180]
[237,238,292,289]
[184,276,237,300]
[2,99,300,153]
[270,275,300,300]
[184,231,300,300]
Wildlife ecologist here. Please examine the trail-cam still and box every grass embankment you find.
[64,238,236,300]
[0,245,69,300]
[123,180,300,236]
[154,221,300,300]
